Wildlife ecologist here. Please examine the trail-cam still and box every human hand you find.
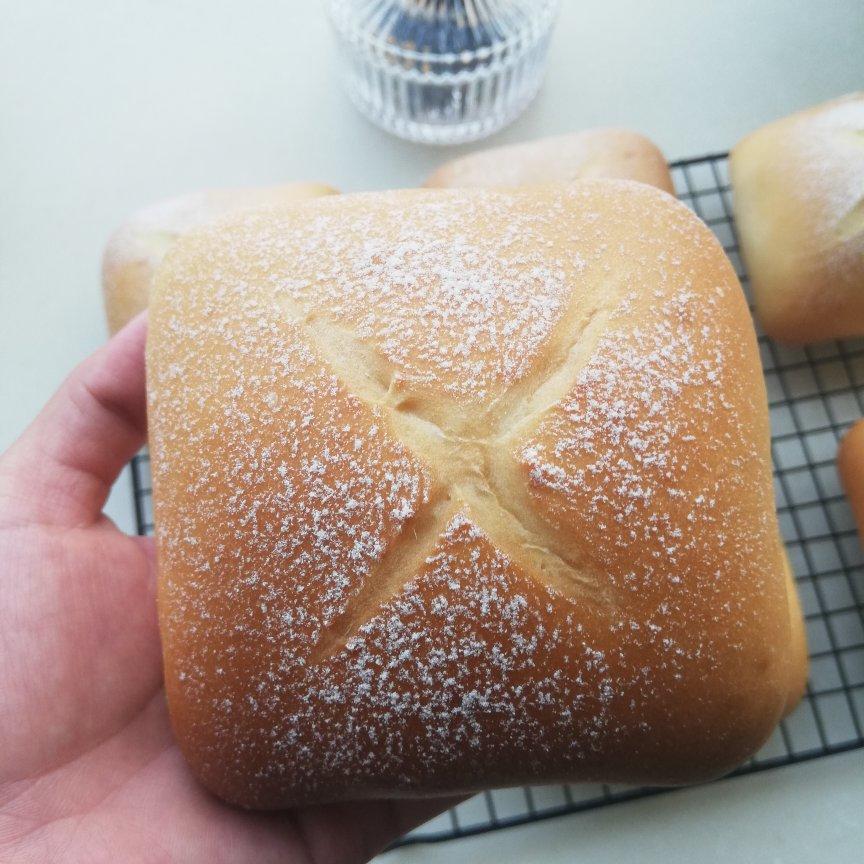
[0,315,452,863]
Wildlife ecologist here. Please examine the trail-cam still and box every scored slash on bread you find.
[148,181,805,808]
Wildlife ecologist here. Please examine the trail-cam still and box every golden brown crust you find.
[781,551,808,717]
[730,93,864,344]
[839,419,864,547]
[149,181,803,808]
[424,128,674,194]
[101,182,337,334]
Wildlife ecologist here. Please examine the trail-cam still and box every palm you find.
[0,317,449,863]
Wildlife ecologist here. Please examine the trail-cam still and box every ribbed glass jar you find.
[327,0,560,145]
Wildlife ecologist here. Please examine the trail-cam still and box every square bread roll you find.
[731,93,864,344]
[425,128,674,193]
[148,181,805,808]
[102,182,336,334]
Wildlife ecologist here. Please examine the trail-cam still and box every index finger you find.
[0,313,148,528]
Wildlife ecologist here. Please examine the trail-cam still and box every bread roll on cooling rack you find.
[782,551,808,716]
[148,180,806,808]
[730,93,864,344]
[839,419,864,546]
[102,182,336,333]
[425,127,674,193]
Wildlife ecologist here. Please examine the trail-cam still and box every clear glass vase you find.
[327,0,560,145]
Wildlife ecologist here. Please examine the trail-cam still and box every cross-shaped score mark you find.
[290,298,616,665]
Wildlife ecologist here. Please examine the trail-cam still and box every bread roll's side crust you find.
[425,128,674,194]
[839,419,864,546]
[781,551,808,717]
[102,182,337,334]
[149,181,804,808]
[730,93,864,344]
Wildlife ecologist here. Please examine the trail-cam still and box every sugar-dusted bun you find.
[101,182,336,333]
[425,128,674,193]
[730,93,864,344]
[148,180,805,809]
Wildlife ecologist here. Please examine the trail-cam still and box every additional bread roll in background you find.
[839,418,864,545]
[730,93,864,344]
[425,128,674,193]
[149,181,805,809]
[782,551,808,716]
[101,182,337,333]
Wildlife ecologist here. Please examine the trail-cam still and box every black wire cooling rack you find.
[130,153,864,847]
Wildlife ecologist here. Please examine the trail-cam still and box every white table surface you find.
[1,1,863,861]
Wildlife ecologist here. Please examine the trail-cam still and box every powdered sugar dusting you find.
[793,96,864,234]
[218,192,580,399]
[182,513,649,801]
[290,514,617,788]
[731,94,864,341]
[148,183,790,805]
[151,281,432,667]
[521,284,778,627]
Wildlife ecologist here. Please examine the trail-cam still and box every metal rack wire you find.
[130,153,864,846]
